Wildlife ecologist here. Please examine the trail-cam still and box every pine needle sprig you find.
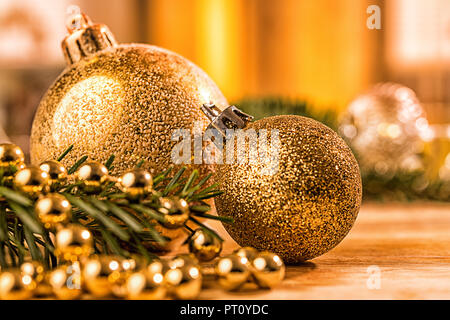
[0,145,230,268]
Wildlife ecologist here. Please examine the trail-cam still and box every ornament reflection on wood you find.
[339,83,427,175]
[30,12,228,175]
[202,104,362,263]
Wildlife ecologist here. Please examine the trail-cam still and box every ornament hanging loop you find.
[66,12,91,34]
[61,11,117,65]
[201,104,254,138]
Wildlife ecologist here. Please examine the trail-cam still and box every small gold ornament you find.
[126,270,166,300]
[215,255,250,291]
[0,143,25,176]
[35,194,72,229]
[14,166,50,198]
[118,169,153,200]
[76,161,109,194]
[55,224,93,262]
[0,269,35,300]
[49,263,83,300]
[20,261,52,297]
[30,12,228,176]
[39,160,67,189]
[83,255,123,298]
[251,252,285,289]
[202,104,362,263]
[188,229,222,262]
[233,247,259,266]
[165,264,202,300]
[158,197,190,229]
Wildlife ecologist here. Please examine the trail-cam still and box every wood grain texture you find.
[196,202,450,300]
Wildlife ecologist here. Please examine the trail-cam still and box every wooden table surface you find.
[197,202,450,300]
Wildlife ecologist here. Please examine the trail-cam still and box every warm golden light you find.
[52,75,125,149]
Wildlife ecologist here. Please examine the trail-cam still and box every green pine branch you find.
[0,145,230,269]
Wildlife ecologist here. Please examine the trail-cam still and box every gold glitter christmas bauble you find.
[203,105,362,263]
[30,13,228,175]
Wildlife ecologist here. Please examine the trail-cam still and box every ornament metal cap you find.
[201,103,254,139]
[61,12,117,65]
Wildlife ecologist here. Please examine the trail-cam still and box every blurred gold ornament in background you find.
[30,12,228,176]
[340,83,427,175]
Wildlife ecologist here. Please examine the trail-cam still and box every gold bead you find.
[215,255,250,291]
[14,166,50,198]
[169,254,199,269]
[83,255,124,298]
[55,224,93,262]
[0,143,25,176]
[126,269,166,300]
[233,247,259,265]
[49,263,83,300]
[251,252,285,289]
[188,229,222,262]
[118,169,153,200]
[76,161,109,194]
[165,264,202,300]
[39,160,67,189]
[20,261,52,297]
[35,194,72,229]
[0,269,35,300]
[158,197,190,229]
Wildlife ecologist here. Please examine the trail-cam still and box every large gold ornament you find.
[30,13,228,175]
[202,105,362,263]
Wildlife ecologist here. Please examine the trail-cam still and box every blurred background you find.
[0,0,449,200]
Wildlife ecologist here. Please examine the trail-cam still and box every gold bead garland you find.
[0,143,286,299]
